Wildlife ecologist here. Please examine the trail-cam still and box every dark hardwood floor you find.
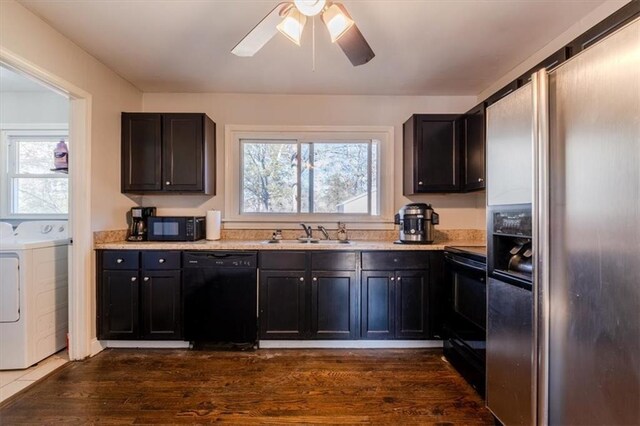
[0,349,493,424]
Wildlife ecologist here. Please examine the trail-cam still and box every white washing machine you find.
[0,221,70,370]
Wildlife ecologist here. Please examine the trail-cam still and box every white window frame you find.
[225,125,394,229]
[1,127,69,219]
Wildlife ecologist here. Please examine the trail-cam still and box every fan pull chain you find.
[312,16,316,72]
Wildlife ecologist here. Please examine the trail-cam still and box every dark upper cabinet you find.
[121,112,216,195]
[121,114,162,192]
[259,270,307,339]
[403,114,462,194]
[140,270,182,340]
[462,103,486,192]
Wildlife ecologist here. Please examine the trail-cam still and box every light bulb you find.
[321,4,354,43]
[277,7,307,46]
[294,0,326,17]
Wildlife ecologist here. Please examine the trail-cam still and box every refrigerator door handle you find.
[532,69,551,426]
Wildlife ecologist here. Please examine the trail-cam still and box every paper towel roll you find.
[206,210,221,240]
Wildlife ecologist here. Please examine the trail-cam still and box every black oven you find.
[443,246,487,397]
[147,216,206,241]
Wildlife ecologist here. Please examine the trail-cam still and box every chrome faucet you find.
[318,225,330,240]
[300,223,313,239]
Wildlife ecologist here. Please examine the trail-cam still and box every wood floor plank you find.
[0,349,493,424]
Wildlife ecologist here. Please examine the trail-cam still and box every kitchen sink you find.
[262,239,353,245]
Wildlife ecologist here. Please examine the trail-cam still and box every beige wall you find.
[0,0,143,231]
[142,93,486,230]
[478,0,631,101]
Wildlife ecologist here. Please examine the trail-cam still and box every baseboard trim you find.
[90,338,105,357]
[101,341,191,349]
[258,340,443,349]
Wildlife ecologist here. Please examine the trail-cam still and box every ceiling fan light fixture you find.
[293,0,326,17]
[321,4,354,43]
[277,6,307,46]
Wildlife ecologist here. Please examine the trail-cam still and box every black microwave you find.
[147,216,206,241]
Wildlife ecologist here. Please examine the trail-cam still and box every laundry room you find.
[0,65,71,399]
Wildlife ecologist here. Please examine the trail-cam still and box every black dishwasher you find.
[183,251,258,346]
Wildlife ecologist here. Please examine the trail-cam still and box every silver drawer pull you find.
[130,277,136,282]
[390,277,395,281]
[158,259,166,264]
[143,277,150,282]
[299,277,304,282]
[116,259,124,264]
[165,181,171,185]
[312,277,317,282]
[397,277,402,281]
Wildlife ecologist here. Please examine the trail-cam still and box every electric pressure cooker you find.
[395,203,439,244]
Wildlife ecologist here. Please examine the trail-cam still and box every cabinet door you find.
[361,271,395,339]
[463,104,486,192]
[121,113,162,192]
[395,270,429,339]
[99,270,139,339]
[140,270,182,340]
[259,271,307,339]
[162,114,204,192]
[415,115,461,192]
[310,271,358,339]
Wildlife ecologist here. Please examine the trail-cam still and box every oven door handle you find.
[445,254,486,275]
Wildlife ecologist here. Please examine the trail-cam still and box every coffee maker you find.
[395,203,439,244]
[127,207,156,241]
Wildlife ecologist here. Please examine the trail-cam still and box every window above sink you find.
[225,125,394,229]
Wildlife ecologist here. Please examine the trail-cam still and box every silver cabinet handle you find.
[418,181,423,185]
[299,277,304,282]
[158,259,165,264]
[117,258,124,264]
[143,277,150,282]
[165,181,171,185]
[478,178,484,182]
[312,277,317,282]
[130,277,136,282]
[390,277,395,281]
[397,276,402,281]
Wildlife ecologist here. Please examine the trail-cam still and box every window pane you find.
[313,143,369,214]
[372,140,378,215]
[300,144,310,213]
[242,142,298,213]
[16,139,66,174]
[13,178,68,214]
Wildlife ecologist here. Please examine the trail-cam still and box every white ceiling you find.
[19,0,606,95]
[0,66,52,92]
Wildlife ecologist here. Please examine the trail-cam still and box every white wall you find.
[141,93,486,230]
[0,0,143,232]
[0,91,69,124]
[478,0,631,101]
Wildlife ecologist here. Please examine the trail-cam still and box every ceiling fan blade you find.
[325,3,375,66]
[336,23,375,66]
[232,2,292,57]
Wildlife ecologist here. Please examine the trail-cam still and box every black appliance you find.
[183,251,258,346]
[443,245,487,397]
[126,207,156,241]
[147,216,206,241]
[394,203,439,244]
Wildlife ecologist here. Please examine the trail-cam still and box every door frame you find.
[1,46,93,361]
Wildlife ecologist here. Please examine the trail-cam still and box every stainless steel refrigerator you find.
[486,16,640,426]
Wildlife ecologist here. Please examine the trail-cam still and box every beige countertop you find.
[94,239,486,251]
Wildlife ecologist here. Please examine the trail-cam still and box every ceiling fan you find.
[231,0,375,66]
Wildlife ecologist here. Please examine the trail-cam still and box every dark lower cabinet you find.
[140,270,181,339]
[361,271,395,339]
[395,270,429,339]
[97,250,182,340]
[361,270,430,339]
[310,271,358,339]
[259,270,306,339]
[100,270,139,339]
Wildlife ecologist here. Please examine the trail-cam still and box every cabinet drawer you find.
[311,252,356,271]
[103,251,139,270]
[361,251,430,270]
[260,251,306,270]
[142,251,181,270]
